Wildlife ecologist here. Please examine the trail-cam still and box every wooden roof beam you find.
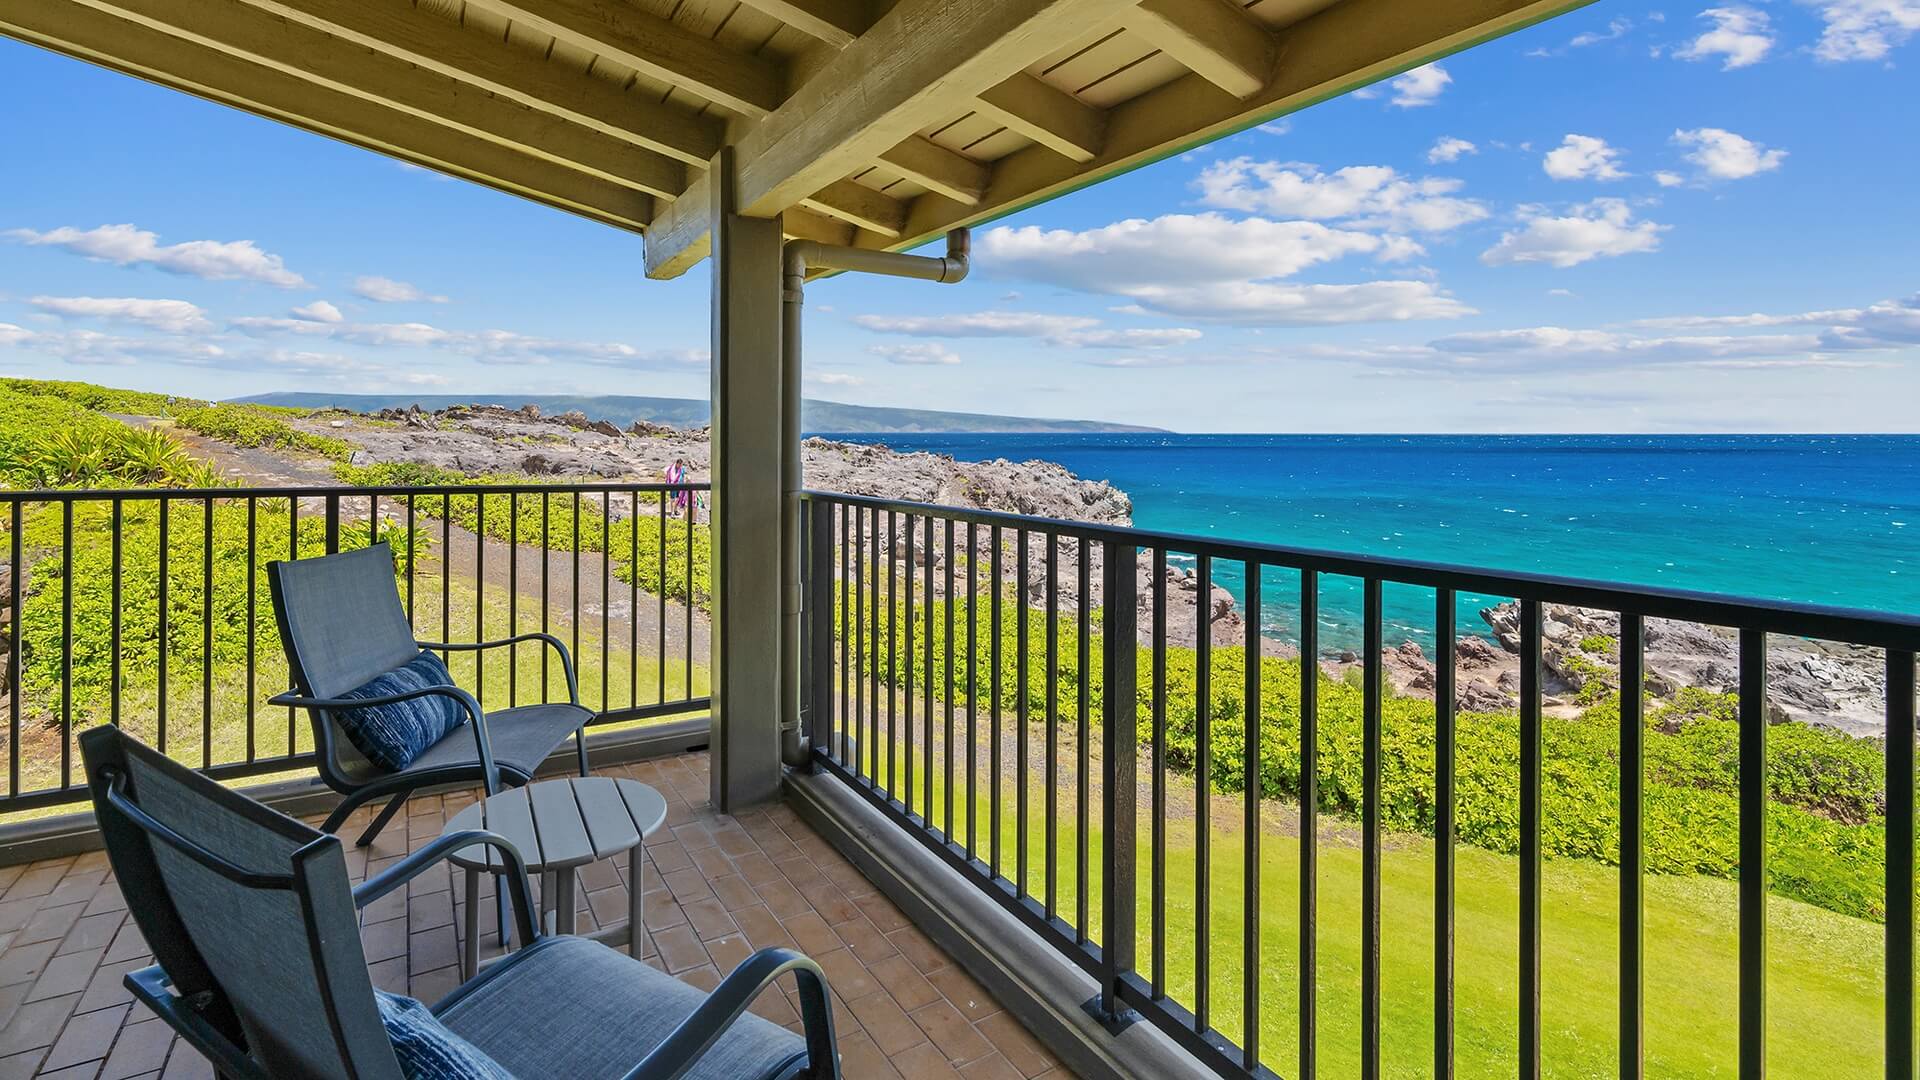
[799,180,907,236]
[77,0,686,200]
[1126,0,1276,98]
[645,0,1141,278]
[877,136,989,205]
[461,0,787,117]
[241,0,722,166]
[975,72,1107,162]
[733,0,872,48]
[879,0,1596,252]
[0,1,651,231]
[782,206,857,246]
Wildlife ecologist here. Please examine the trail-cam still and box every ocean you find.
[819,434,1920,651]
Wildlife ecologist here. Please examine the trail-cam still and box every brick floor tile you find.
[100,1019,171,1080]
[887,924,947,973]
[0,1050,43,1080]
[812,948,878,1001]
[894,1040,967,1080]
[159,1043,214,1080]
[56,914,125,958]
[910,999,992,1066]
[702,933,751,975]
[847,991,926,1056]
[709,873,760,911]
[27,949,105,1003]
[866,955,941,1011]
[0,942,59,989]
[16,903,86,947]
[927,964,997,1023]
[752,876,811,919]
[40,1002,127,1072]
[973,1012,1057,1077]
[782,911,843,958]
[652,924,708,973]
[957,1051,1026,1080]
[834,1033,905,1080]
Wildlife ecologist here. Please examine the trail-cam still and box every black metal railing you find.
[0,481,710,813]
[796,489,1920,1080]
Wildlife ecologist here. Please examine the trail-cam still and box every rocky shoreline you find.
[293,402,1894,738]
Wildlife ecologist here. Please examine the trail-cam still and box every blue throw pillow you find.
[334,651,468,771]
[376,990,515,1079]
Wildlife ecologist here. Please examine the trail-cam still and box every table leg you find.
[556,869,578,936]
[462,869,480,980]
[628,840,645,959]
[541,869,556,935]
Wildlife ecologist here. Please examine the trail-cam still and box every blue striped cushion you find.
[334,651,467,771]
[376,991,516,1079]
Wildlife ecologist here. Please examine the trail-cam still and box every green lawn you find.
[841,724,1889,1078]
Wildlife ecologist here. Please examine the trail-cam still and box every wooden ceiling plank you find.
[734,0,871,47]
[782,205,858,245]
[799,179,907,235]
[1126,0,1276,98]
[460,0,786,116]
[880,0,1596,251]
[72,0,685,199]
[876,135,989,205]
[245,0,722,164]
[0,1,652,231]
[974,71,1106,161]
[645,0,1140,277]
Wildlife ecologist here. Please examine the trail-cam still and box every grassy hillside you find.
[228,391,1169,434]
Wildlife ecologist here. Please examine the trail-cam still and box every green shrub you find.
[336,462,712,607]
[839,582,1896,921]
[0,378,190,417]
[173,403,353,461]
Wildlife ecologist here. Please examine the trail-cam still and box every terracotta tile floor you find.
[0,753,1069,1079]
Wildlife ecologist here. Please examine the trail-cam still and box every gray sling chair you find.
[80,726,842,1080]
[266,542,593,850]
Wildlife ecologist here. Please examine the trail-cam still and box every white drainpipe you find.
[779,229,971,766]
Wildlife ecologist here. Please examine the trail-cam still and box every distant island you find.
[229,391,1168,435]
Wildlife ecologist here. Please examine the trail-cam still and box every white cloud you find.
[1805,0,1920,60]
[870,343,961,366]
[1634,306,1864,329]
[351,275,448,303]
[5,223,307,287]
[852,311,1098,338]
[228,313,699,367]
[1055,328,1204,348]
[1328,323,1893,375]
[808,371,865,387]
[980,214,1394,287]
[290,300,344,323]
[1654,171,1686,187]
[1481,199,1668,268]
[1107,281,1474,326]
[978,213,1470,327]
[0,325,227,367]
[1675,6,1775,68]
[1194,160,1488,232]
[28,296,212,334]
[1673,127,1786,179]
[1572,16,1636,46]
[1542,135,1629,181]
[1387,63,1451,107]
[1427,137,1478,164]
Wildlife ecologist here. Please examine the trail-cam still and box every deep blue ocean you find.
[820,434,1920,650]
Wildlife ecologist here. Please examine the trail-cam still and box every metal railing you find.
[796,489,1920,1080]
[0,481,711,813]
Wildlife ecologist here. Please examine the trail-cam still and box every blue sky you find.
[3,0,1918,432]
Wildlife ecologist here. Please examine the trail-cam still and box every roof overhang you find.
[2,0,1594,278]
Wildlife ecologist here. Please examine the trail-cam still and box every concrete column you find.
[706,147,785,811]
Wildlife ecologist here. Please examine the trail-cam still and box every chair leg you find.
[497,882,511,948]
[576,726,590,777]
[355,793,409,848]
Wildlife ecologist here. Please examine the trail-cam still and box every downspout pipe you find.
[780,229,970,767]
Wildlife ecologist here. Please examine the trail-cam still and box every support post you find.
[707,146,786,811]
[1097,541,1138,1023]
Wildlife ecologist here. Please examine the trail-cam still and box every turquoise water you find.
[820,434,1920,650]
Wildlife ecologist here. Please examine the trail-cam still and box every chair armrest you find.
[268,684,501,794]
[354,829,540,948]
[124,964,270,1080]
[416,633,581,707]
[622,948,840,1080]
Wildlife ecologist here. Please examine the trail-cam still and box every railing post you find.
[804,498,835,767]
[324,492,341,554]
[1098,540,1138,1023]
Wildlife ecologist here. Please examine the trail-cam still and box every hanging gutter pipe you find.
[780,229,970,767]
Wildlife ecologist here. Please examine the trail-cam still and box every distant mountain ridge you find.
[229,392,1168,434]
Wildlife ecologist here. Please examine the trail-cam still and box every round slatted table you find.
[442,776,668,978]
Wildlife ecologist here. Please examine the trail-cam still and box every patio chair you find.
[267,542,593,849]
[79,726,841,1080]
